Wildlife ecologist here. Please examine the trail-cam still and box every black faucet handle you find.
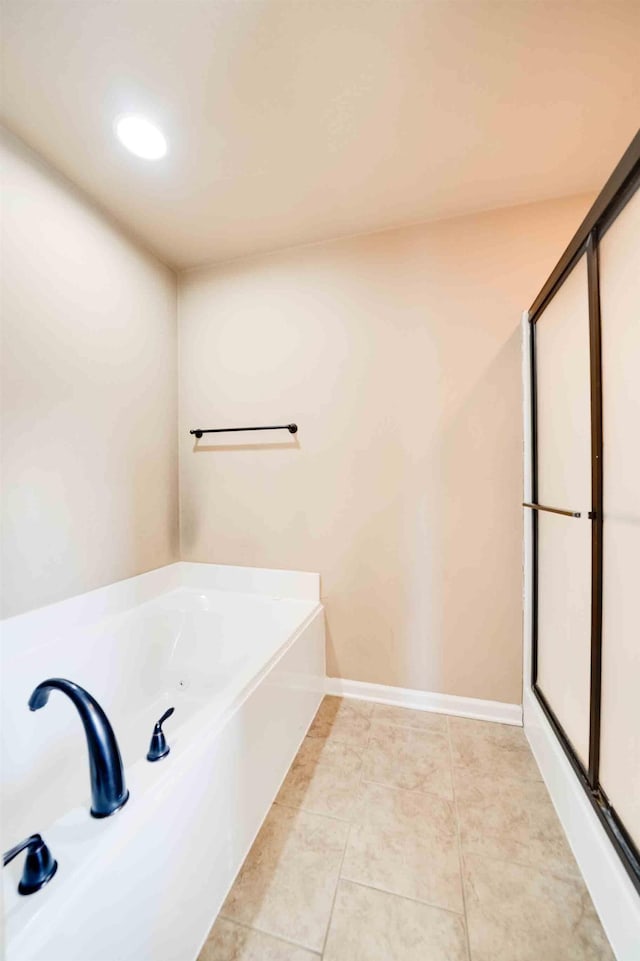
[147,706,175,762]
[158,706,175,727]
[3,834,58,895]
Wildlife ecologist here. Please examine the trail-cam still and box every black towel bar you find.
[190,424,298,439]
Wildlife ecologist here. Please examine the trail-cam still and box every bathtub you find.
[1,562,325,961]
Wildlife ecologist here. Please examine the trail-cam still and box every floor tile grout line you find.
[318,798,353,957]
[360,776,455,805]
[446,714,474,961]
[369,721,451,742]
[307,734,369,750]
[214,915,322,956]
[457,846,585,884]
[273,798,353,824]
[369,720,450,737]
[317,696,373,958]
[337,874,467,918]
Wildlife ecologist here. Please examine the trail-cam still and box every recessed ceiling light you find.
[115,115,168,160]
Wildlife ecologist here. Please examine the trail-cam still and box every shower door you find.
[598,184,640,863]
[532,253,593,769]
[527,129,640,893]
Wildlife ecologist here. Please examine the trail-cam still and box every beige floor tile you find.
[220,804,349,952]
[307,695,373,748]
[198,919,319,960]
[448,716,528,748]
[342,781,464,912]
[323,880,469,961]
[362,723,454,799]
[449,720,541,783]
[372,703,449,735]
[276,736,363,820]
[463,853,614,961]
[455,770,580,878]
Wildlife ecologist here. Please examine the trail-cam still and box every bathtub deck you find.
[197,695,614,961]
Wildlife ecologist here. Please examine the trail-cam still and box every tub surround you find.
[1,561,319,659]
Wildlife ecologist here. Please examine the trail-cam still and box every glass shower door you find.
[598,185,640,853]
[527,130,640,894]
[532,253,593,768]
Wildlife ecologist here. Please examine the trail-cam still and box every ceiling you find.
[2,1,639,270]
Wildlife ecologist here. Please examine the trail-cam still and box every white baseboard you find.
[524,687,640,961]
[325,676,522,726]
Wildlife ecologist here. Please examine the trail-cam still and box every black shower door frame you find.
[527,130,640,894]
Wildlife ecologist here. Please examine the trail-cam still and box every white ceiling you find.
[2,1,639,270]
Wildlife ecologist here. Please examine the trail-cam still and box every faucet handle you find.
[3,833,58,895]
[158,706,175,727]
[147,706,175,762]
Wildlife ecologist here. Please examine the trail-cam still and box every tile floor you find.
[198,696,614,961]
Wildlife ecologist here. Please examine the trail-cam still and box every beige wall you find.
[179,193,595,704]
[1,130,179,618]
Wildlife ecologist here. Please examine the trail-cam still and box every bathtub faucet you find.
[28,678,129,818]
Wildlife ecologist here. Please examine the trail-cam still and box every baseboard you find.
[325,676,522,726]
[524,687,640,961]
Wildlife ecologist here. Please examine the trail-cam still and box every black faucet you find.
[28,678,129,818]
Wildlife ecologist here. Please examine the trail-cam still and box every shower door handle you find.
[522,502,584,518]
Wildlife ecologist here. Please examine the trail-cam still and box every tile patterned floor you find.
[198,696,615,961]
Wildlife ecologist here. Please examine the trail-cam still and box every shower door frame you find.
[527,129,640,894]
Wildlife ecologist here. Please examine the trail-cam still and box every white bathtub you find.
[1,562,325,961]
